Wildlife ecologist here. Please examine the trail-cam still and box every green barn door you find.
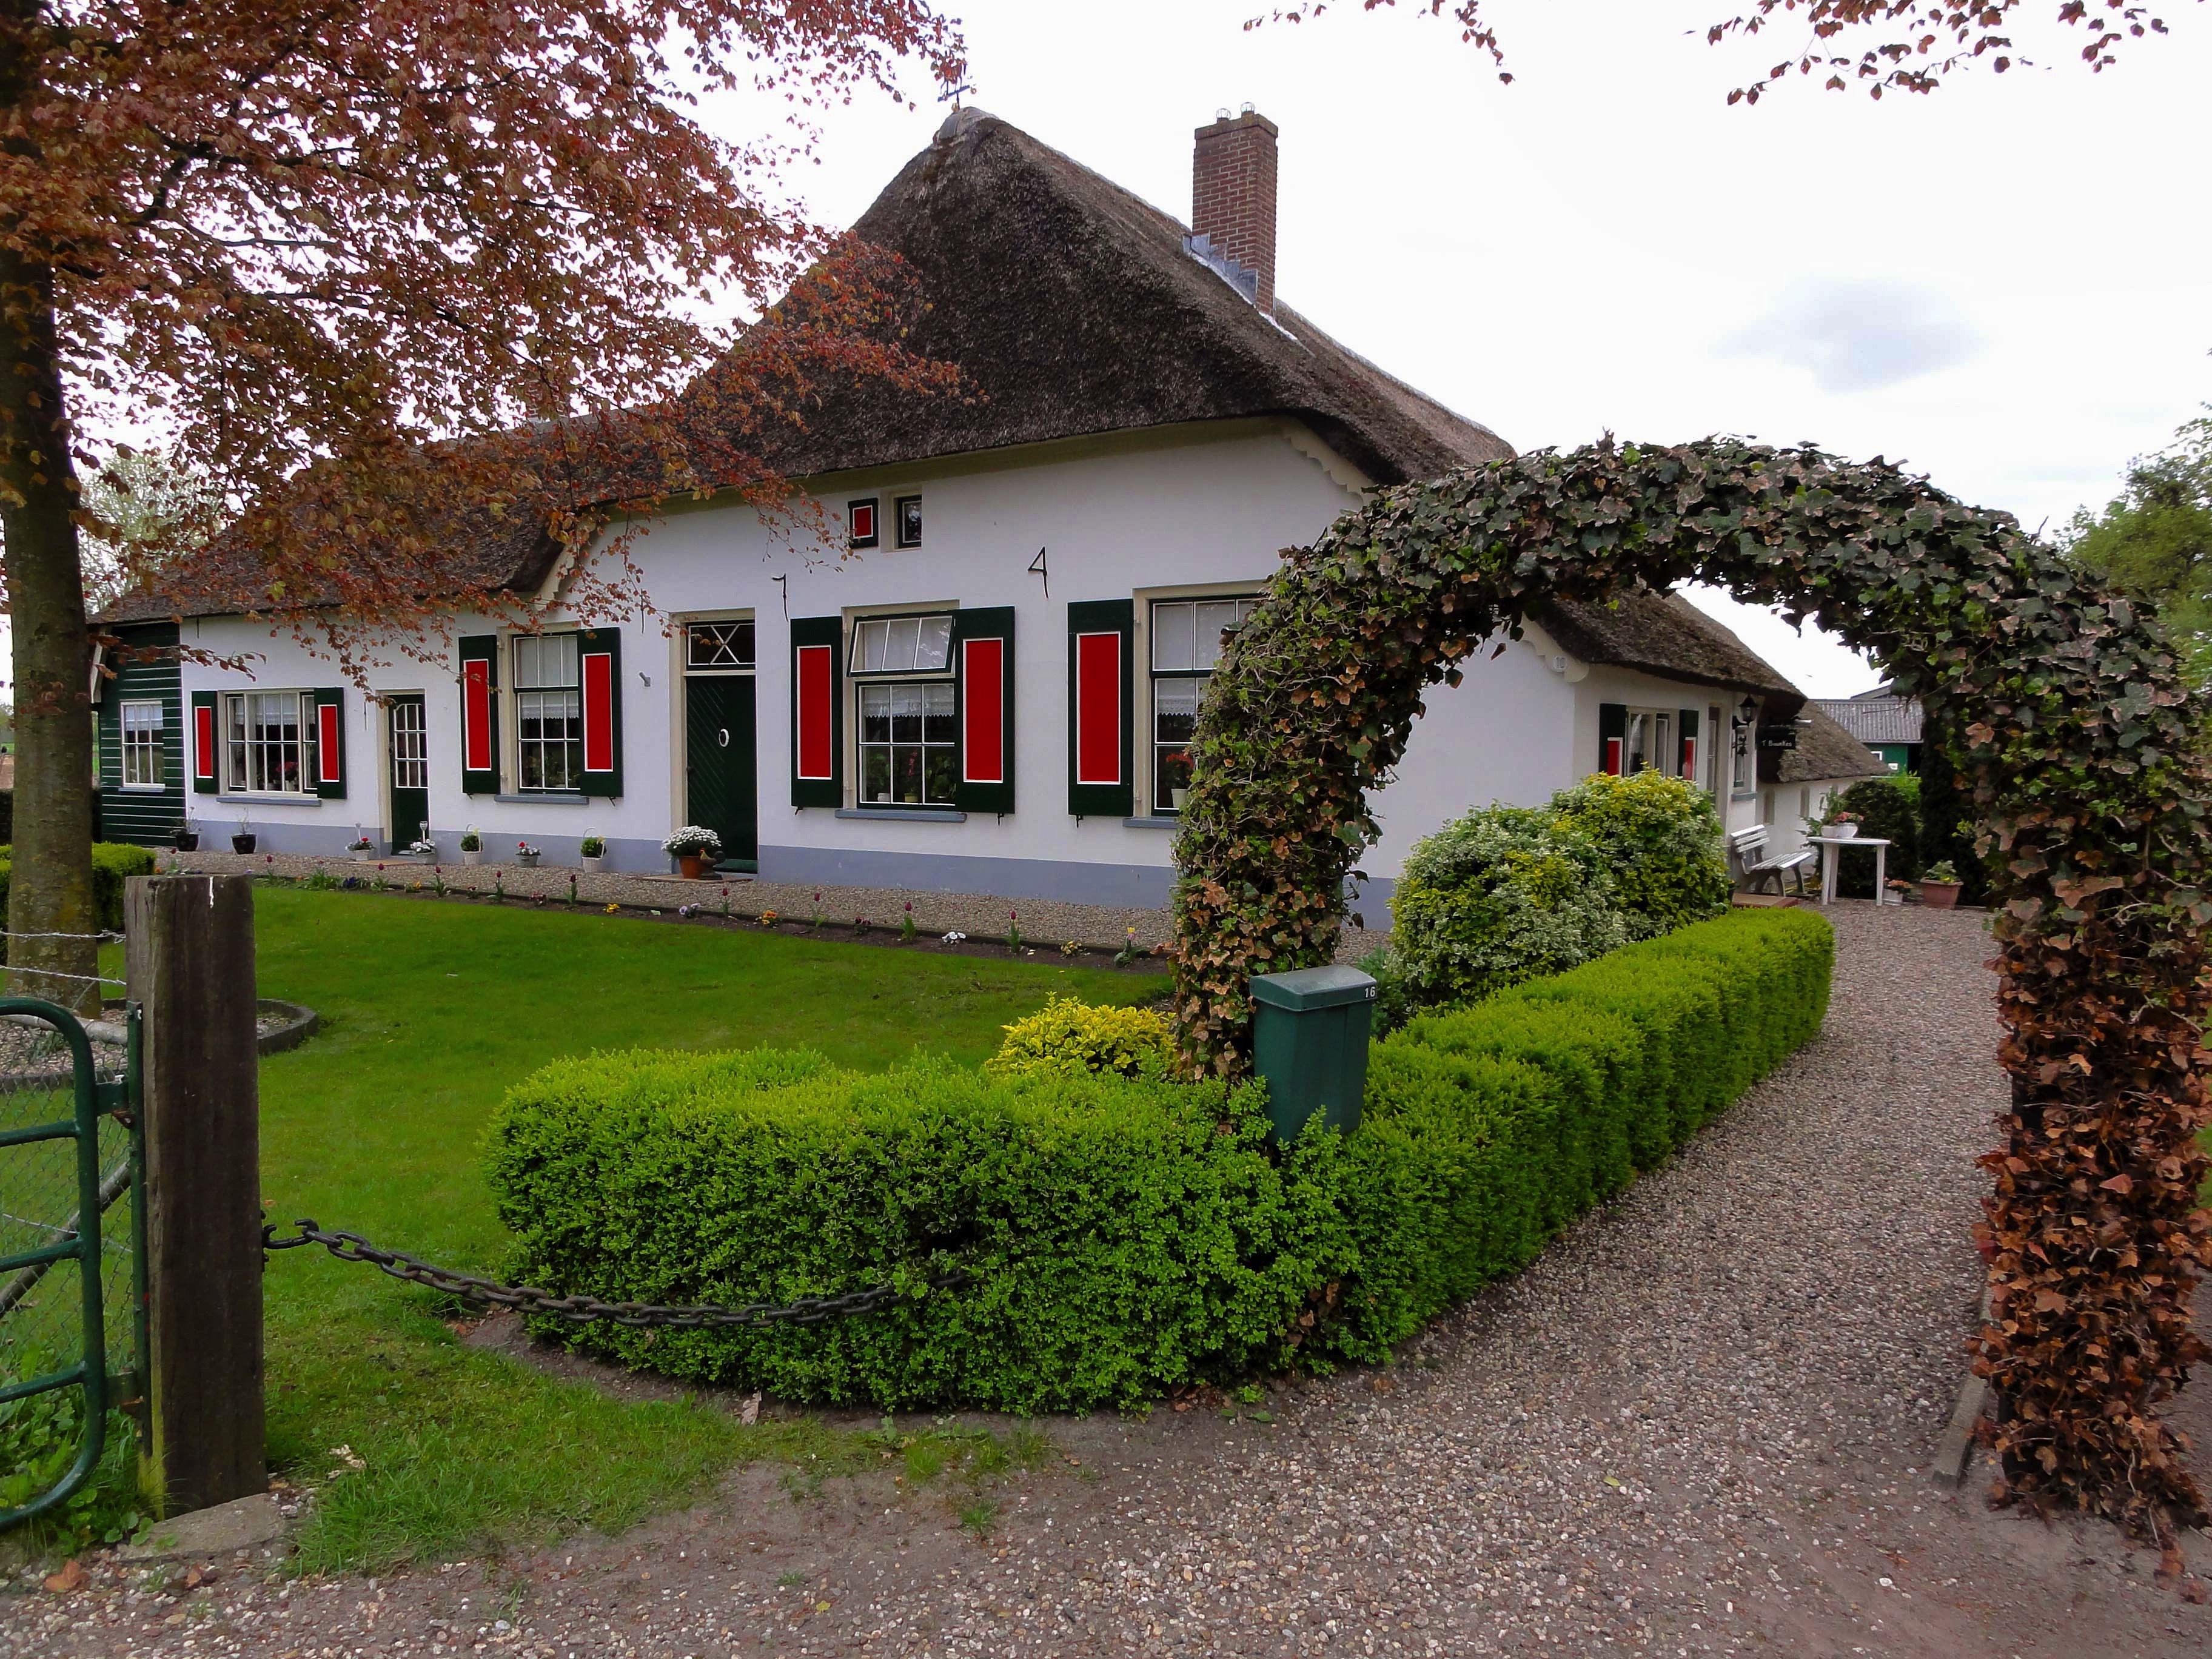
[387,694,430,848]
[685,672,758,870]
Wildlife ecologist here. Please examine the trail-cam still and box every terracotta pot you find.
[1920,879,1962,910]
[679,852,707,880]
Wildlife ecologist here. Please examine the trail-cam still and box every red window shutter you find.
[796,645,834,780]
[963,638,1005,785]
[953,607,1015,813]
[318,702,341,783]
[1598,701,1627,777]
[581,652,614,773]
[463,659,492,772]
[193,702,216,783]
[1074,632,1122,786]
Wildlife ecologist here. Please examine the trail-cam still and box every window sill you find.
[494,792,589,806]
[835,807,967,824]
[218,793,319,805]
[118,784,170,794]
[1122,815,1179,830]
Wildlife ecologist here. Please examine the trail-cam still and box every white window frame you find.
[843,609,957,808]
[510,631,583,794]
[222,690,317,796]
[1141,589,1262,815]
[1618,705,1676,779]
[119,699,165,790]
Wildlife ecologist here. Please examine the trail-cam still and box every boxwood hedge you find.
[483,906,1832,1409]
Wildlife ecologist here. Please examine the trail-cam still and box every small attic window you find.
[895,495,922,549]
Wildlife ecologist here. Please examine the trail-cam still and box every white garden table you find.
[1809,834,1892,907]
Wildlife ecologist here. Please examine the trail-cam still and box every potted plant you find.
[1920,859,1964,910]
[347,833,376,862]
[1824,809,1861,840]
[172,822,199,853]
[516,840,542,869]
[663,825,722,880]
[231,814,256,855]
[459,828,482,866]
[580,833,606,874]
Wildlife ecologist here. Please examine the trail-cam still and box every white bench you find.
[1728,824,1815,897]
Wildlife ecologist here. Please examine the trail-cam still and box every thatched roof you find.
[748,107,1513,484]
[1772,702,1889,784]
[1533,591,1803,705]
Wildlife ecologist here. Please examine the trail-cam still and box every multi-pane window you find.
[119,700,164,788]
[390,699,427,790]
[848,614,951,675]
[1621,708,1673,777]
[859,682,956,806]
[1731,713,1755,794]
[1149,597,1259,811]
[224,691,315,794]
[514,632,581,791]
[687,620,755,670]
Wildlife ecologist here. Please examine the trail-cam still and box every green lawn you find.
[225,885,1157,1570]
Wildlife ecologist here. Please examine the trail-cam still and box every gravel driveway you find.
[12,900,2212,1656]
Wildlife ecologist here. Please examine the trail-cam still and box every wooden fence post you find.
[125,873,264,1516]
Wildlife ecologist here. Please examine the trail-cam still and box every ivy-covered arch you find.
[1168,437,2211,1535]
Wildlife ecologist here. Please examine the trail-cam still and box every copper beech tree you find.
[0,0,965,1009]
[1257,0,2194,99]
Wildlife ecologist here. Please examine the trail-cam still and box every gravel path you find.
[11,901,2212,1656]
[156,850,1391,966]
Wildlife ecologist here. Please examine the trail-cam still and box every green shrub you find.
[1388,803,1629,1008]
[1828,777,1920,897]
[485,908,1833,1406]
[1355,944,1416,1038]
[484,1048,1353,1410]
[983,995,1170,1081]
[1316,905,1835,1362]
[0,842,158,964]
[1547,771,1731,938]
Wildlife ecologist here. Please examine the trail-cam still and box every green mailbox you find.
[1249,964,1376,1142]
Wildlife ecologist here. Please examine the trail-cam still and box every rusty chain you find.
[261,1219,965,1328]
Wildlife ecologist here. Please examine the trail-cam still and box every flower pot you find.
[1920,879,1963,910]
[1829,823,1858,839]
[679,853,707,880]
[231,833,256,854]
[351,848,375,862]
[581,855,604,874]
[518,852,541,869]
[173,833,199,853]
[461,848,481,866]
[1170,788,1188,810]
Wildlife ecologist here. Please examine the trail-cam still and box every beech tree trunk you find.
[0,238,99,1015]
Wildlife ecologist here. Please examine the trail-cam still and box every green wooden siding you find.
[96,622,185,848]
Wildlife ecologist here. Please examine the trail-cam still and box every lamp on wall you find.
[1732,694,1758,755]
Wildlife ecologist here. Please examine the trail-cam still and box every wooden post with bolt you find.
[124,873,264,1515]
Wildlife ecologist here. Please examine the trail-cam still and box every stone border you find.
[1928,1285,1994,1490]
[0,998,320,1093]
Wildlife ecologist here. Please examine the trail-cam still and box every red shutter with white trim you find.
[1067,598,1133,817]
[577,628,622,797]
[790,615,842,808]
[1598,702,1626,777]
[953,607,1014,814]
[190,691,219,793]
[313,687,347,799]
[458,634,499,794]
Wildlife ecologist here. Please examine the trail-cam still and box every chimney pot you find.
[1191,108,1278,314]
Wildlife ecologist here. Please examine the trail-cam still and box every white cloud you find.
[1721,278,1986,393]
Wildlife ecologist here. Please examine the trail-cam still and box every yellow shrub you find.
[984,996,1171,1081]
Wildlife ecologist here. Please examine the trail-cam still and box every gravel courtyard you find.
[11,901,2212,1657]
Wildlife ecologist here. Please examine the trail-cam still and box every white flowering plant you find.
[662,825,723,858]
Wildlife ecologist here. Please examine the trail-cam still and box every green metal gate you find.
[0,998,142,1530]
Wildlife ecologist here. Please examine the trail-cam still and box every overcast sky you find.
[719,0,2210,697]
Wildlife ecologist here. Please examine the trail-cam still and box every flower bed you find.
[483,906,1832,1409]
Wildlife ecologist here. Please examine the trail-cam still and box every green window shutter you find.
[458,634,500,795]
[790,615,843,808]
[1067,598,1134,818]
[952,607,1016,815]
[578,627,623,799]
[1598,702,1626,776]
[1678,708,1700,783]
[313,687,347,799]
[190,691,220,794]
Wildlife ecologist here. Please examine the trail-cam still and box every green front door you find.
[387,694,429,849]
[685,674,757,868]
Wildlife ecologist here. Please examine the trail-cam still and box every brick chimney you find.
[1192,107,1278,314]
